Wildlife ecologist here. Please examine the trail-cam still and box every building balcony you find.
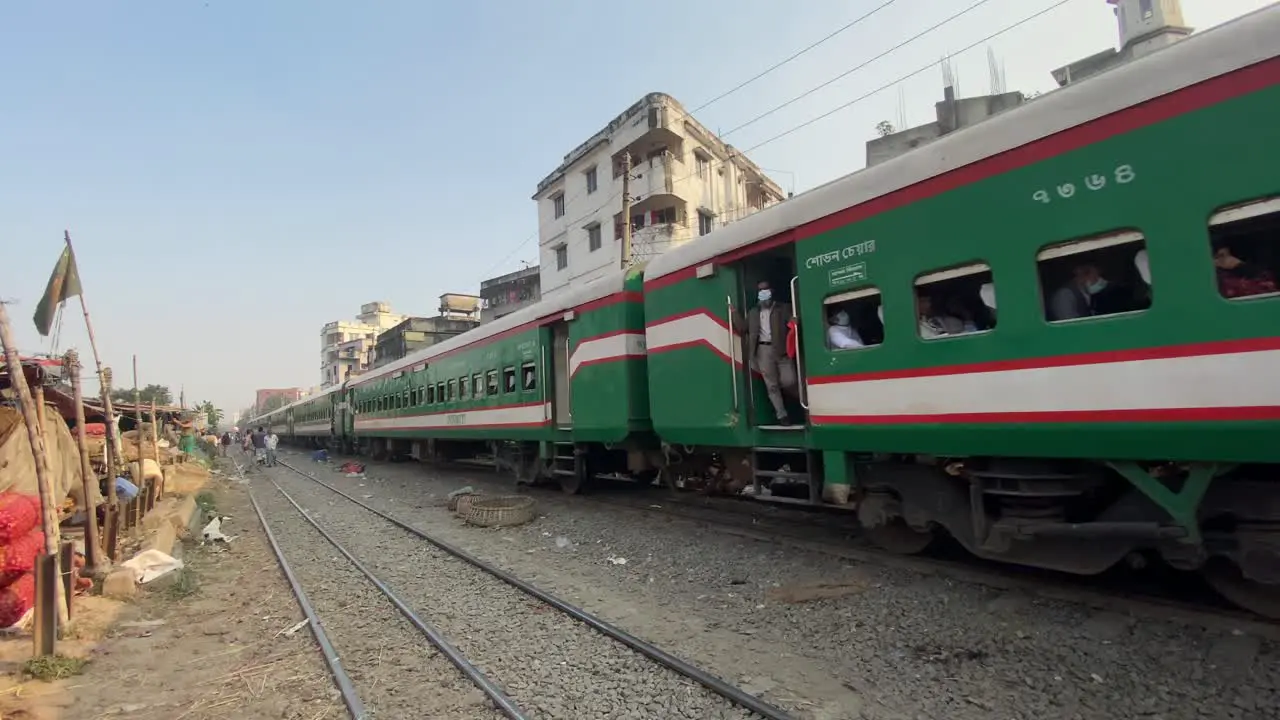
[613,133,684,182]
[627,158,679,204]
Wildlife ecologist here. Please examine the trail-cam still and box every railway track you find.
[244,455,796,720]
[286,448,1280,640]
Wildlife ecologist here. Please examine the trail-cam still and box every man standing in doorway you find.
[742,280,798,425]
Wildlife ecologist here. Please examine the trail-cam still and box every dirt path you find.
[0,462,343,720]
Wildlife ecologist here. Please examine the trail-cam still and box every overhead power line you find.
[739,0,1073,154]
[659,0,1073,192]
[719,0,999,138]
[691,0,901,113]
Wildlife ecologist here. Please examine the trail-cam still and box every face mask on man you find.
[833,311,850,326]
[1086,278,1108,295]
[758,289,772,304]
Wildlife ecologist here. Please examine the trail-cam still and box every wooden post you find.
[101,368,119,506]
[64,350,103,572]
[102,505,119,562]
[0,302,70,631]
[32,554,56,656]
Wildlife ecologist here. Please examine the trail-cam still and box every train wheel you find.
[1203,561,1280,620]
[865,519,934,555]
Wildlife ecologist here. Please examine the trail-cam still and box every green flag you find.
[32,246,83,337]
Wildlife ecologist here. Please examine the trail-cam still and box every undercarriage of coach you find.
[496,440,666,495]
[856,457,1280,619]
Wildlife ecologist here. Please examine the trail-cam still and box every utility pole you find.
[620,151,633,269]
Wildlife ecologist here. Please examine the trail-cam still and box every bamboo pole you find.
[0,303,70,629]
[65,232,123,483]
[32,386,48,443]
[64,350,103,572]
[100,368,118,506]
[150,400,162,496]
[132,355,143,477]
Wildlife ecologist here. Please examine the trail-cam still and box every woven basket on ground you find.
[452,493,478,517]
[464,495,536,528]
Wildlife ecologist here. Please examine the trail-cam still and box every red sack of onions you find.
[0,530,44,582]
[0,573,36,628]
[0,494,39,545]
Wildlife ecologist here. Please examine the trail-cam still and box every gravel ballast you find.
[263,464,766,720]
[274,449,1280,720]
[251,476,506,720]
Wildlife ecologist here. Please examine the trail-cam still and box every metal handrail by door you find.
[540,345,549,420]
[789,275,809,410]
[563,336,573,421]
[726,296,739,413]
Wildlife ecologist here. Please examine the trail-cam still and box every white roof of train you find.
[645,4,1280,282]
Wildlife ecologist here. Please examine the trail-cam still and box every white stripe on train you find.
[354,402,551,431]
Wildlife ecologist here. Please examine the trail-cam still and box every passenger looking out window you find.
[1208,197,1280,302]
[826,309,864,349]
[917,294,976,339]
[1214,243,1277,299]
[913,263,994,339]
[822,287,883,350]
[1039,232,1150,323]
[1048,264,1108,321]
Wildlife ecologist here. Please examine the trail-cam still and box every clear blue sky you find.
[1,0,1270,417]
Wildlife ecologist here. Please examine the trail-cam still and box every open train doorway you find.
[551,322,572,428]
[732,245,806,429]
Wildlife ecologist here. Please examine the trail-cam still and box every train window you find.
[459,376,471,401]
[914,263,996,340]
[436,382,445,403]
[486,370,499,396]
[821,286,883,350]
[402,389,409,408]
[521,362,537,391]
[472,374,484,397]
[447,379,456,402]
[502,366,517,393]
[427,384,436,404]
[1038,230,1151,323]
[1208,197,1280,301]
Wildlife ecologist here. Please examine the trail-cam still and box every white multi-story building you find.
[320,301,406,387]
[532,93,785,298]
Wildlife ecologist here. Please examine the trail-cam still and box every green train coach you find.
[253,6,1280,617]
[343,267,651,491]
[292,386,340,445]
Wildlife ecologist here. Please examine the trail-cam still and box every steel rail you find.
[277,459,796,720]
[235,461,367,720]
[263,475,530,720]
